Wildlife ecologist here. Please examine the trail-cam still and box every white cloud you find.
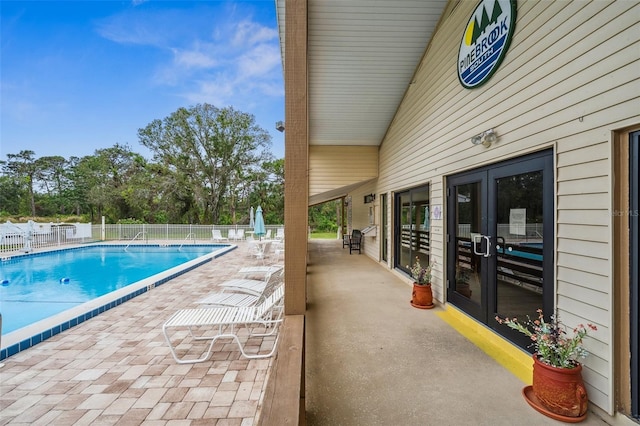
[236,43,281,79]
[185,78,236,106]
[172,47,217,69]
[96,5,282,109]
[165,16,282,107]
[232,20,278,47]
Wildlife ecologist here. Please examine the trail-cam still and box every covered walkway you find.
[305,239,609,425]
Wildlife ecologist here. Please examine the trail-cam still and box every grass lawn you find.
[309,232,338,239]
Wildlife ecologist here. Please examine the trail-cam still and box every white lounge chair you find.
[212,229,229,242]
[235,229,245,241]
[217,268,284,296]
[197,270,282,307]
[238,264,283,279]
[162,285,284,363]
[227,229,237,241]
[217,279,270,297]
[276,228,284,241]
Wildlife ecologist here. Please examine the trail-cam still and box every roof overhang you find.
[276,0,449,204]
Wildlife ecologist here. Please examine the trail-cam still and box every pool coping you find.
[0,243,237,360]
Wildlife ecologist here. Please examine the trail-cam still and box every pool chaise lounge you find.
[199,269,283,306]
[237,264,283,279]
[162,284,284,363]
[216,267,284,297]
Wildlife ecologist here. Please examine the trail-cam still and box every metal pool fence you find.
[0,223,284,255]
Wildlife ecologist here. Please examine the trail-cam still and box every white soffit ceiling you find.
[304,0,448,147]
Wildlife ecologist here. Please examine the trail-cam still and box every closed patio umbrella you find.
[250,206,255,228]
[254,206,266,240]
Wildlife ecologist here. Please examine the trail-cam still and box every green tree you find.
[35,155,72,215]
[0,174,24,215]
[248,158,284,225]
[74,144,141,222]
[2,150,38,216]
[309,200,340,232]
[138,104,273,224]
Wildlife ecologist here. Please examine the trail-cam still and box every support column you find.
[284,0,308,315]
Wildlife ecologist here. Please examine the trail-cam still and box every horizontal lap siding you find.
[309,146,378,198]
[376,0,640,413]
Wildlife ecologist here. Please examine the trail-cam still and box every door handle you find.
[482,235,492,257]
[472,234,492,257]
[472,234,483,256]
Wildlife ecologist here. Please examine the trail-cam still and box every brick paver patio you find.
[0,241,280,425]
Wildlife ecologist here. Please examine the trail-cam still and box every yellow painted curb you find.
[436,305,533,384]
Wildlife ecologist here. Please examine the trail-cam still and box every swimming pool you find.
[0,244,234,360]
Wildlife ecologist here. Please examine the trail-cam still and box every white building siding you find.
[373,0,640,413]
[309,145,378,203]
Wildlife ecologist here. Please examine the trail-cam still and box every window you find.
[394,185,430,276]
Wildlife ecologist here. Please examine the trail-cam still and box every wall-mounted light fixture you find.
[471,129,497,147]
[364,193,375,204]
[275,121,285,132]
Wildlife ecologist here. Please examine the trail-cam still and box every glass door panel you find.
[448,171,487,321]
[398,192,412,271]
[494,171,544,323]
[382,194,388,262]
[454,182,483,305]
[395,186,430,276]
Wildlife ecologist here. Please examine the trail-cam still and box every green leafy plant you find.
[496,309,597,368]
[408,256,434,285]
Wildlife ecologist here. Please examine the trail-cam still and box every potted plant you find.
[408,256,435,309]
[496,309,598,421]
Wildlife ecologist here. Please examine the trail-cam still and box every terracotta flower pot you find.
[530,354,588,419]
[410,282,434,309]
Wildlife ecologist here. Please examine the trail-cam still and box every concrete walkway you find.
[304,239,610,426]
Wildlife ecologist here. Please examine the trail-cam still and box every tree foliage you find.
[138,104,274,224]
[0,104,284,225]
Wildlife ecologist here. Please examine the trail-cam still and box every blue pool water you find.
[0,244,227,335]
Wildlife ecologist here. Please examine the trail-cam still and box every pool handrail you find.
[124,231,148,250]
[178,233,197,250]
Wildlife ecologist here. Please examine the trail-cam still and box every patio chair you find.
[248,240,272,264]
[276,228,284,241]
[273,240,285,261]
[236,229,245,241]
[162,284,284,363]
[228,229,237,241]
[347,229,362,254]
[265,229,272,239]
[212,229,229,242]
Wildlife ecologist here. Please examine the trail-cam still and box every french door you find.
[446,150,554,348]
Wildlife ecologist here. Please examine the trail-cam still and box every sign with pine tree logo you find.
[458,0,517,89]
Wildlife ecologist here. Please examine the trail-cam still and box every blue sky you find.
[1,0,285,161]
